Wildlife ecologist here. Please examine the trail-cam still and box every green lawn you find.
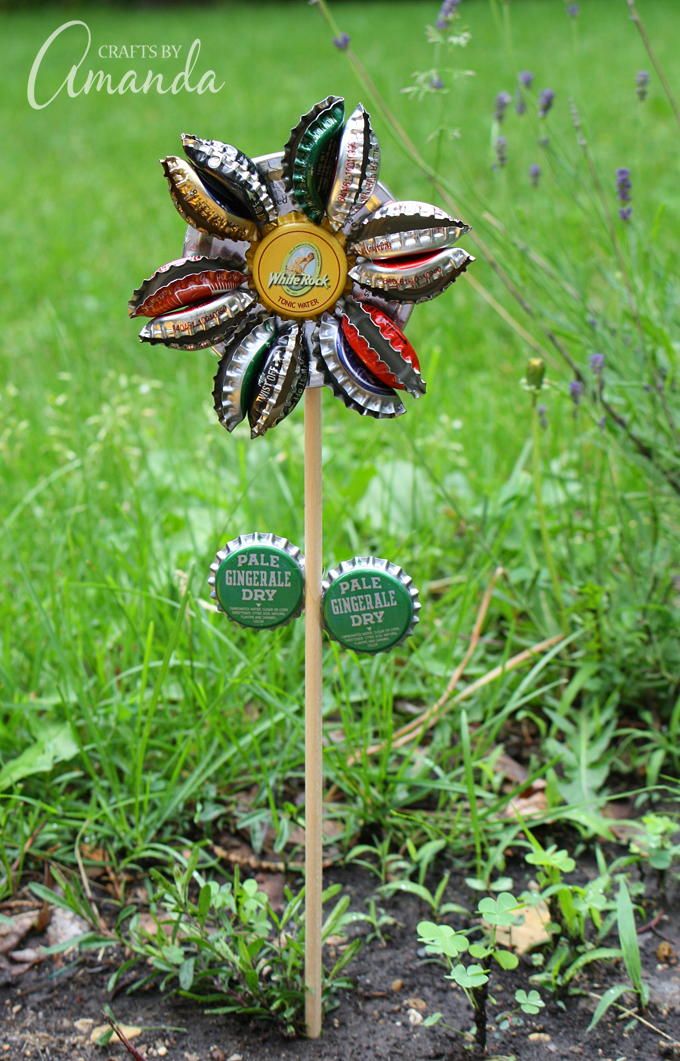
[0,0,678,1012]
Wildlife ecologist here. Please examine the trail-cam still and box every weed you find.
[616,878,650,1012]
[418,892,539,1054]
[110,850,362,1037]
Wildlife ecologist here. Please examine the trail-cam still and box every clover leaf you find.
[417,921,469,958]
[515,988,545,1015]
[477,892,522,926]
[447,963,489,990]
[493,948,519,970]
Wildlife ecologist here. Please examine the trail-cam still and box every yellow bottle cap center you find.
[251,220,347,320]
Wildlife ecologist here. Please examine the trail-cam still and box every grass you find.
[0,0,678,1035]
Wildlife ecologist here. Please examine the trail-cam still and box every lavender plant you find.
[315,0,679,722]
[316,0,678,491]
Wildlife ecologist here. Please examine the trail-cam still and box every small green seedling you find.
[524,843,579,940]
[525,846,576,876]
[345,836,403,884]
[521,842,630,996]
[380,872,464,917]
[465,876,514,893]
[418,892,540,1055]
[584,879,651,1033]
[376,836,467,917]
[616,878,649,1012]
[478,892,524,930]
[630,814,680,875]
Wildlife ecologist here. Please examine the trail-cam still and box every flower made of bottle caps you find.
[128,97,474,437]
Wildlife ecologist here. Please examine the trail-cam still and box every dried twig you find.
[106,1017,146,1059]
[213,843,338,873]
[325,567,501,800]
[637,911,665,935]
[381,566,505,752]
[587,991,674,1042]
[389,633,563,753]
[328,566,564,800]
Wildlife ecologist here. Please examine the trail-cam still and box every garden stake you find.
[303,385,323,1037]
[128,97,473,1038]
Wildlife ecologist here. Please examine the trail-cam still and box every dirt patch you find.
[1,869,678,1060]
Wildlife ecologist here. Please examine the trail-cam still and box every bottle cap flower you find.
[129,98,475,437]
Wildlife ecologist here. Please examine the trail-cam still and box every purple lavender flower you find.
[518,70,534,88]
[431,74,445,90]
[569,380,584,405]
[539,88,555,118]
[436,0,461,29]
[495,91,512,123]
[636,70,650,101]
[616,167,632,220]
[529,163,541,187]
[590,353,605,374]
[494,136,507,168]
[566,3,580,16]
[616,167,632,203]
[515,90,526,116]
[333,32,350,50]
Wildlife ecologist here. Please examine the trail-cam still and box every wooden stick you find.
[304,387,323,1039]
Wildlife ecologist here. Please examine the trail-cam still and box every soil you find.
[1,867,679,1061]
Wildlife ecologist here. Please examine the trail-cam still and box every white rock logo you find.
[268,242,326,298]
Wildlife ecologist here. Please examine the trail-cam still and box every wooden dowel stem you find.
[304,387,323,1039]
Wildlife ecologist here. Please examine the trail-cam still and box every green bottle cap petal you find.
[282,97,345,223]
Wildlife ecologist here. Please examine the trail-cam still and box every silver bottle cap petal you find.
[350,247,474,303]
[138,288,257,349]
[341,299,426,397]
[129,255,247,318]
[315,314,405,419]
[248,323,307,437]
[213,316,276,432]
[326,104,380,233]
[348,199,469,260]
[182,135,278,227]
[282,96,345,223]
[161,156,259,243]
